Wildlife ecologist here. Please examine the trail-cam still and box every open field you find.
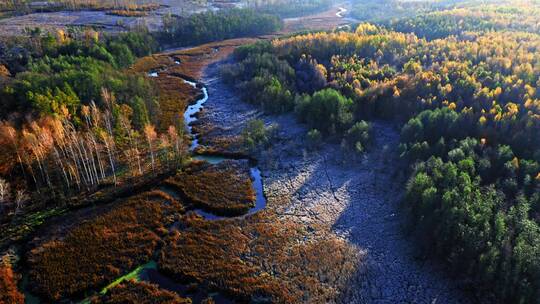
[281,2,355,33]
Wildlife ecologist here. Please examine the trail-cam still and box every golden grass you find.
[189,119,244,154]
[91,280,191,304]
[195,134,244,155]
[164,160,255,216]
[0,265,24,304]
[26,190,185,301]
[158,214,360,303]
[159,216,297,303]
[130,55,173,74]
[107,10,148,17]
[154,75,199,132]
[0,64,10,77]
[165,38,259,80]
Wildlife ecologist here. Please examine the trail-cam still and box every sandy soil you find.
[196,61,478,304]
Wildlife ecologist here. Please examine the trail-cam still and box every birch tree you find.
[15,189,29,213]
[144,124,157,173]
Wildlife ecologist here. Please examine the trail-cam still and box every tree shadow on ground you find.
[331,123,475,304]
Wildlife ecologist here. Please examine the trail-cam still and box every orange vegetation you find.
[159,214,359,303]
[0,64,10,77]
[0,265,24,304]
[164,160,255,216]
[26,190,185,301]
[131,55,199,132]
[107,10,148,17]
[91,280,191,304]
[130,38,259,133]
[154,75,199,132]
[191,122,243,155]
[105,2,161,16]
[164,38,258,80]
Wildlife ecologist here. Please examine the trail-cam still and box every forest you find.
[158,8,282,46]
[246,0,332,17]
[1,0,540,303]
[223,16,540,302]
[350,0,449,22]
[0,0,161,18]
[0,6,290,301]
[390,3,540,39]
[0,7,282,215]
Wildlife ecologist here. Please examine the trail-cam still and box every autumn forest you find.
[0,0,539,303]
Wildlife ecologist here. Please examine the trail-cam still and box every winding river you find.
[171,73,267,220]
[22,62,268,304]
[78,65,270,303]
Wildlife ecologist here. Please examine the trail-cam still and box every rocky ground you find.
[198,61,477,304]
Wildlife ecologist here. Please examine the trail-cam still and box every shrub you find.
[306,129,322,150]
[91,280,191,304]
[0,265,24,304]
[345,121,372,154]
[163,160,255,216]
[295,89,353,135]
[241,119,278,152]
[27,191,184,301]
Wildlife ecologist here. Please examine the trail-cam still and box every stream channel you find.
[92,67,269,302]
[152,69,267,220]
[22,63,266,304]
